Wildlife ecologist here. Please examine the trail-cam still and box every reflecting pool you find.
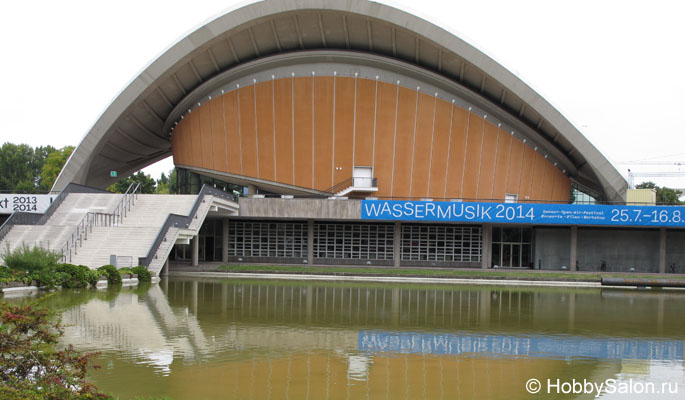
[26,278,685,399]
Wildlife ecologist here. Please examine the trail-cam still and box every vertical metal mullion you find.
[447,115,464,202]
[236,84,244,174]
[390,80,400,197]
[408,86,420,196]
[253,79,260,178]
[426,93,438,197]
[459,107,472,199]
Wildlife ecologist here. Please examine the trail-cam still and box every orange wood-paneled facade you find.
[172,76,570,201]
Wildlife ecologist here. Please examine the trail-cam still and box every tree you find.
[107,171,156,194]
[155,172,170,194]
[635,181,683,205]
[168,168,178,194]
[155,168,178,194]
[40,146,74,191]
[0,143,35,192]
[0,143,58,193]
[0,299,110,399]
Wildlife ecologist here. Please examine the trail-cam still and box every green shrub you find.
[29,269,62,289]
[0,267,32,285]
[117,267,133,276]
[131,266,152,283]
[97,265,121,285]
[2,243,61,273]
[54,264,98,289]
[84,267,100,287]
[0,266,12,284]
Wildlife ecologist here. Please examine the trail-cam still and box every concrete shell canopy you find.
[54,0,627,202]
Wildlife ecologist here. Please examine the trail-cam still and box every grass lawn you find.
[216,264,685,282]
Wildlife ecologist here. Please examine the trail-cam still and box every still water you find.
[31,278,685,399]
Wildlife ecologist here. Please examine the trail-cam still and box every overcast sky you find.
[1,0,684,188]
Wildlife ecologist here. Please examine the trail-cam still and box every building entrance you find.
[492,227,533,268]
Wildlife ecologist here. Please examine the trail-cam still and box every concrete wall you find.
[666,230,685,273]
[535,227,666,273]
[534,228,571,270]
[577,229,659,273]
[239,198,361,220]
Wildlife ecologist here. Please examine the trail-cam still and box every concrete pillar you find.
[305,285,313,323]
[478,289,491,328]
[161,258,169,276]
[481,224,492,269]
[247,184,257,195]
[659,228,667,273]
[307,220,314,264]
[222,218,229,263]
[391,288,400,327]
[191,280,198,315]
[568,292,576,331]
[191,235,199,267]
[221,283,228,314]
[657,295,664,335]
[393,222,401,267]
[570,226,578,271]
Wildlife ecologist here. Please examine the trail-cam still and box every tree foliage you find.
[41,146,75,191]
[0,143,59,193]
[0,298,110,399]
[106,171,156,194]
[635,181,683,205]
[154,169,177,194]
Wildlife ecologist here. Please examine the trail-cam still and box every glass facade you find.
[401,224,482,262]
[228,220,308,259]
[313,222,394,261]
[491,226,533,268]
[178,219,542,269]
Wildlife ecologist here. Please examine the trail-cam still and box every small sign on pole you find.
[110,171,117,177]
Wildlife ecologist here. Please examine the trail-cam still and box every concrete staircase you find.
[68,195,197,268]
[1,193,123,254]
[146,195,238,276]
[1,189,239,276]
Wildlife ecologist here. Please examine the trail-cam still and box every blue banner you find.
[361,200,685,227]
[358,331,684,361]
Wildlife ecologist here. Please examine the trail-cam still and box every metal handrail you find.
[320,176,379,196]
[59,183,141,263]
[321,177,354,196]
[0,183,110,244]
[138,185,236,269]
[111,182,140,225]
[0,212,43,244]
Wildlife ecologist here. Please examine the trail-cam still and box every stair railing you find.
[319,176,378,197]
[111,182,140,225]
[58,183,141,263]
[0,183,109,244]
[320,177,354,196]
[138,185,237,269]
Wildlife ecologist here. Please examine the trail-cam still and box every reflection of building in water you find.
[358,331,684,361]
[60,285,214,375]
[166,350,571,400]
[58,279,685,399]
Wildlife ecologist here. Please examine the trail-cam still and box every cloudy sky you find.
[1,0,684,188]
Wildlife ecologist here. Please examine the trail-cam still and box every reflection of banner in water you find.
[358,331,684,361]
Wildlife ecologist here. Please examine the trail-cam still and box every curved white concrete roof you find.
[55,0,627,202]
